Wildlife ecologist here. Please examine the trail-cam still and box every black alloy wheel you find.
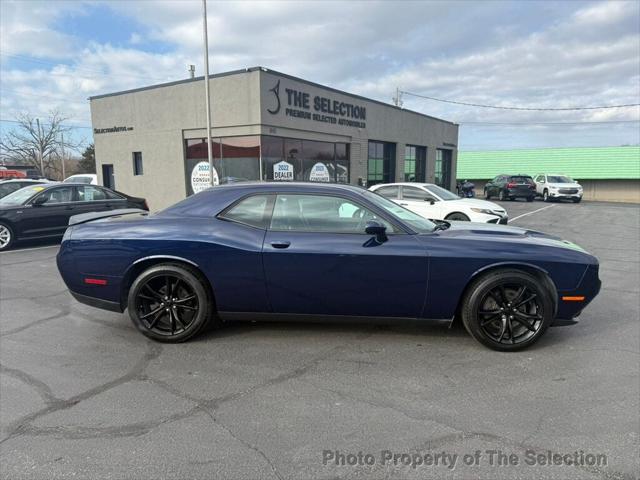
[461,270,552,351]
[128,263,212,342]
[446,212,471,221]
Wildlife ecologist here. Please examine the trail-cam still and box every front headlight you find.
[471,208,493,215]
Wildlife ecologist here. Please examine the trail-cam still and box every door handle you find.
[399,203,408,206]
[65,206,74,210]
[270,241,291,249]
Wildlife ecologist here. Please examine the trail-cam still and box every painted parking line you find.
[0,244,60,254]
[509,204,555,222]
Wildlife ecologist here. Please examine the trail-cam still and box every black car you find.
[0,183,148,251]
[0,179,48,199]
[484,174,536,202]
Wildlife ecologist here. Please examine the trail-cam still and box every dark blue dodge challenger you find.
[57,183,600,351]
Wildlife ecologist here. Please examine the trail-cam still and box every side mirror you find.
[424,197,435,205]
[365,220,387,243]
[32,196,48,206]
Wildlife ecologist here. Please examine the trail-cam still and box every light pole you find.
[202,0,214,186]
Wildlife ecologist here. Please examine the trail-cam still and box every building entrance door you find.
[102,164,115,190]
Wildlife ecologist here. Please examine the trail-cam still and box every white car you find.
[63,174,98,185]
[533,174,583,203]
[369,183,508,224]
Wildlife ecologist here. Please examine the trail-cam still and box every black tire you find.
[127,263,213,342]
[543,189,550,202]
[446,212,470,221]
[572,197,582,203]
[526,196,534,202]
[0,222,15,251]
[460,269,553,351]
[484,189,491,200]
[499,190,506,201]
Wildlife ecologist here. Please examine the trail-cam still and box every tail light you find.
[529,184,536,189]
[507,182,516,188]
[143,200,149,211]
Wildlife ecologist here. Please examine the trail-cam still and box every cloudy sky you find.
[1,0,639,151]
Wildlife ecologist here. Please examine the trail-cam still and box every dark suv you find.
[484,174,536,202]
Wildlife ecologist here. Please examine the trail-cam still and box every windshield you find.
[362,190,436,233]
[64,176,93,184]
[424,184,460,201]
[547,175,573,183]
[0,185,45,206]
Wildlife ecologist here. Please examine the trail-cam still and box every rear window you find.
[510,176,534,184]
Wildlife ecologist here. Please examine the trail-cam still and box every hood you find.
[448,197,506,212]
[431,221,591,254]
[546,182,581,188]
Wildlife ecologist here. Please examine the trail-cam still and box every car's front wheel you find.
[446,212,470,221]
[572,197,582,203]
[0,222,14,251]
[127,263,213,342]
[543,190,550,202]
[460,269,553,351]
[484,189,491,200]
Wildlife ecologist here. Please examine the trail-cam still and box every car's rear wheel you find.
[499,190,506,201]
[445,212,470,221]
[127,263,212,342]
[484,189,491,200]
[461,269,553,351]
[0,222,14,251]
[526,196,534,202]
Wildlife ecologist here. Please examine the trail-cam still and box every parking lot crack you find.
[0,341,163,444]
[0,364,64,407]
[0,308,71,337]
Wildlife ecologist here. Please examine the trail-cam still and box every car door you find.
[262,193,429,318]
[400,186,441,220]
[73,185,127,215]
[18,185,77,238]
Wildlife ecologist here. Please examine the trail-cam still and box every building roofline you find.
[89,66,458,126]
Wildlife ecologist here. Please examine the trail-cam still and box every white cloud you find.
[0,0,638,149]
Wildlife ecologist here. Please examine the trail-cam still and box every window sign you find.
[191,161,219,194]
[273,160,294,181]
[309,162,330,182]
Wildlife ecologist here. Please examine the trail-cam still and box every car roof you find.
[0,179,44,184]
[205,181,367,193]
[370,182,437,188]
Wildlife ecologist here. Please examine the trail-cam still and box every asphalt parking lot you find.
[0,199,638,480]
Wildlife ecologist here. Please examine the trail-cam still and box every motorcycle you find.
[457,180,476,198]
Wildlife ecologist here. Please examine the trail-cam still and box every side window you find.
[270,194,394,233]
[219,194,273,229]
[103,188,124,200]
[375,186,399,199]
[77,186,107,202]
[402,187,432,201]
[37,186,75,204]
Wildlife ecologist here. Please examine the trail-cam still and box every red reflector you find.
[507,182,516,188]
[562,296,585,302]
[84,278,108,285]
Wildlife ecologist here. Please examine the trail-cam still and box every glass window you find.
[133,152,143,176]
[362,190,436,233]
[0,183,23,197]
[547,175,572,183]
[37,186,75,204]
[367,141,396,186]
[376,186,400,199]
[270,194,394,233]
[220,194,272,229]
[424,185,459,201]
[77,186,107,202]
[0,185,46,205]
[403,186,431,201]
[404,146,416,181]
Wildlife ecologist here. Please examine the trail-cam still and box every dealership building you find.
[89,67,459,210]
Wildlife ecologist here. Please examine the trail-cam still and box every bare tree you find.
[0,112,82,179]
